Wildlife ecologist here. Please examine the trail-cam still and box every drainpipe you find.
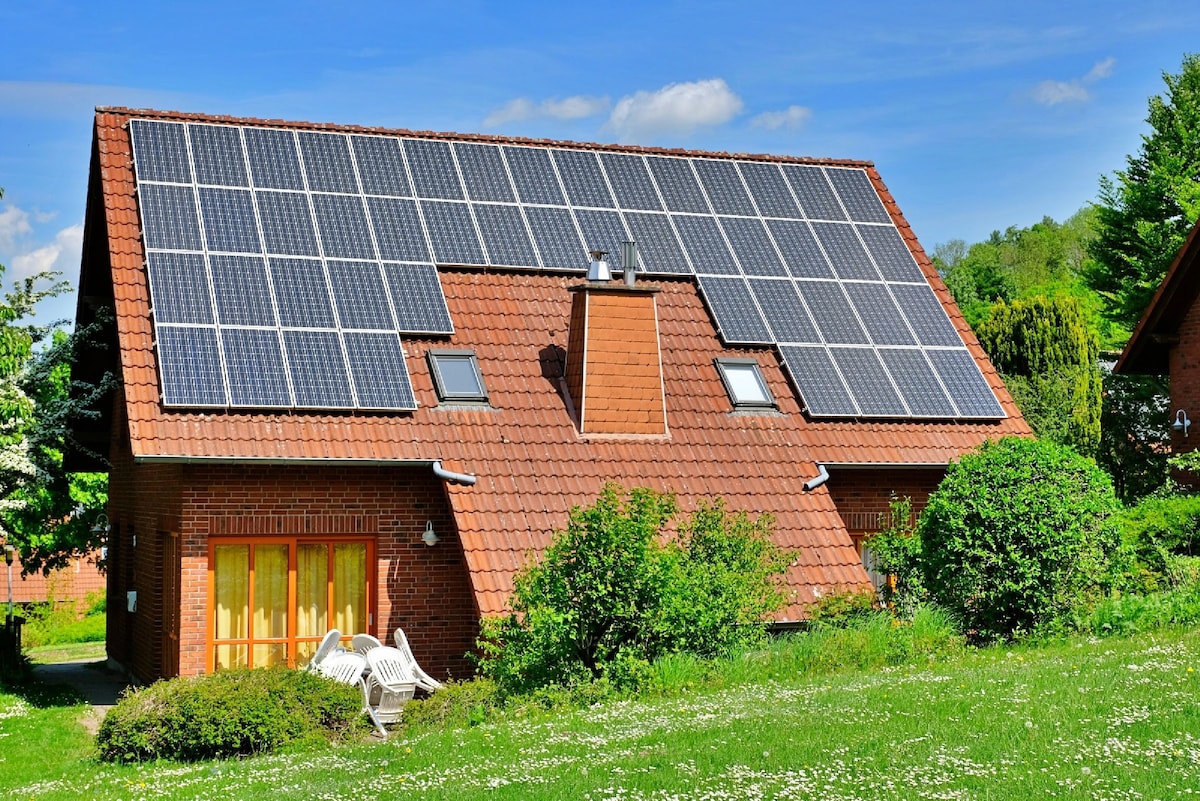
[431,460,477,486]
[802,463,830,492]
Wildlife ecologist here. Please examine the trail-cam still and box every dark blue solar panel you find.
[647,156,709,214]
[503,146,565,205]
[298,131,358,194]
[351,136,412,197]
[552,150,615,209]
[188,124,247,187]
[696,275,772,344]
[927,348,1005,418]
[139,183,203,251]
[844,283,917,346]
[812,222,880,280]
[209,255,276,326]
[146,252,213,324]
[737,162,801,219]
[268,257,336,328]
[674,215,739,275]
[830,347,907,417]
[198,188,261,253]
[795,280,869,344]
[327,261,393,330]
[454,143,516,203]
[748,279,819,344]
[312,194,375,259]
[599,153,661,211]
[694,159,757,217]
[282,329,354,408]
[574,209,631,271]
[420,200,485,265]
[879,348,956,418]
[383,263,453,334]
[524,205,585,270]
[156,325,226,406]
[403,139,463,200]
[221,327,291,407]
[782,165,844,221]
[720,217,786,277]
[256,191,319,256]
[890,284,963,347]
[826,168,891,223]
[344,331,416,410]
[778,345,857,417]
[857,224,924,282]
[367,197,430,262]
[130,120,192,184]
[622,212,690,275]
[766,220,834,279]
[473,204,537,267]
[243,128,304,190]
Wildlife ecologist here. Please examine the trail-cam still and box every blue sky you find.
[2,0,1199,327]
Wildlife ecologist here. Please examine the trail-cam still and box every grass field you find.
[2,628,1198,800]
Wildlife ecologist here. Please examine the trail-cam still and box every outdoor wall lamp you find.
[3,544,13,566]
[1174,409,1192,437]
[422,521,439,547]
[90,513,110,536]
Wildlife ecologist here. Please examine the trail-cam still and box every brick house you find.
[69,108,1029,684]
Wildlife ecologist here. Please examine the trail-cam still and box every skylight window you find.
[715,358,775,408]
[428,350,488,403]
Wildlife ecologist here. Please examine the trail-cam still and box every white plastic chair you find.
[393,627,445,692]
[352,633,383,655]
[316,651,385,737]
[303,628,343,673]
[365,646,418,734]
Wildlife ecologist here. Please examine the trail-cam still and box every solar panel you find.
[146,252,213,324]
[622,212,691,275]
[674,215,739,276]
[778,345,857,416]
[766,220,834,279]
[243,128,304,190]
[268,257,337,328]
[795,280,869,345]
[327,261,394,330]
[282,329,355,408]
[830,347,908,417]
[420,200,485,265]
[720,217,786,277]
[198,188,261,253]
[312,194,375,259]
[343,332,417,410]
[879,348,956,418]
[781,165,844,221]
[696,275,772,344]
[189,124,247,187]
[890,284,963,347]
[221,327,292,407]
[129,119,192,184]
[647,156,710,214]
[455,143,516,203]
[298,132,358,194]
[503,146,565,205]
[856,224,924,282]
[737,162,802,219]
[367,197,430,262]
[694,159,757,216]
[826,168,891,223]
[927,348,1005,418]
[138,183,203,251]
[403,139,464,200]
[351,136,412,197]
[843,282,917,346]
[811,222,880,280]
[574,208,631,271]
[748,279,819,344]
[155,325,226,406]
[599,153,661,211]
[473,204,537,267]
[256,191,319,256]
[553,150,615,209]
[383,263,453,334]
[524,205,585,270]
[209,255,276,326]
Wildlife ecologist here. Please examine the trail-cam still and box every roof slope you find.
[1117,217,1200,374]
[79,107,1030,618]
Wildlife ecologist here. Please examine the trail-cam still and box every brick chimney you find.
[564,283,667,436]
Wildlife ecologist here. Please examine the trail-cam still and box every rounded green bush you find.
[918,437,1120,640]
[96,666,370,763]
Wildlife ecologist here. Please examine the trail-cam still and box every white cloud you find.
[484,94,609,127]
[0,205,33,252]
[11,224,83,280]
[750,105,813,131]
[1031,56,1115,106]
[608,79,743,139]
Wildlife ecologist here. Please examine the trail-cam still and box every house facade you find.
[70,108,1029,683]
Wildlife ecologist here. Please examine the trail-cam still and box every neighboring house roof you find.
[1116,217,1200,375]
[73,107,1029,619]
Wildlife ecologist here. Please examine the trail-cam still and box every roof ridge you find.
[93,106,874,168]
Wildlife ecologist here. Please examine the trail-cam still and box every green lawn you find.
[2,629,1198,800]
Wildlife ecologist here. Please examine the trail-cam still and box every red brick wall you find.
[1170,298,1200,481]
[4,552,105,605]
[825,467,945,538]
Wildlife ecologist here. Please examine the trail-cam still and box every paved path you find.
[30,659,134,734]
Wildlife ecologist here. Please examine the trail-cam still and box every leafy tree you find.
[918,437,1121,640]
[864,495,925,616]
[1085,53,1200,329]
[1097,368,1170,502]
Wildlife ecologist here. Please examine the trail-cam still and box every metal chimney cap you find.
[587,249,612,282]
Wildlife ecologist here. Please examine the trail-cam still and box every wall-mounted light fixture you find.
[1174,409,1192,437]
[422,521,439,547]
[90,513,110,536]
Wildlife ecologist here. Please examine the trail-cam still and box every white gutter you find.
[431,460,477,486]
[802,463,830,492]
[134,454,479,486]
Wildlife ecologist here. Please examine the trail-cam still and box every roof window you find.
[715,358,775,409]
[428,350,488,404]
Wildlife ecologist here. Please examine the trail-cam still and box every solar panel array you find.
[129,117,1004,419]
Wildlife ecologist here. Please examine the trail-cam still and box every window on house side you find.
[715,358,775,408]
[428,350,488,403]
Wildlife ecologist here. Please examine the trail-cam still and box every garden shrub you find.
[1116,492,1200,588]
[96,666,370,763]
[806,588,879,628]
[863,495,926,614]
[476,484,791,696]
[918,437,1121,640]
[399,678,499,732]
